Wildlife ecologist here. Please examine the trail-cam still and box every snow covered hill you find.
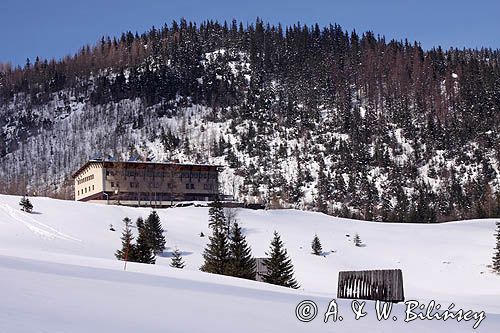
[0,194,499,332]
[2,21,500,224]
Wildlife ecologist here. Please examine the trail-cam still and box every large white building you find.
[72,160,222,206]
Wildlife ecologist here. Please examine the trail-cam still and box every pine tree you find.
[200,225,230,274]
[115,217,136,262]
[170,247,185,269]
[227,222,256,280]
[262,231,299,289]
[145,211,166,255]
[208,195,226,232]
[200,195,231,274]
[311,234,322,255]
[493,222,500,273]
[353,233,363,247]
[315,160,329,213]
[135,217,156,264]
[19,196,33,213]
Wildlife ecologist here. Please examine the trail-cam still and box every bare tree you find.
[224,207,238,235]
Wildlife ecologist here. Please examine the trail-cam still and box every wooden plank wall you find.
[337,269,404,302]
[255,258,268,282]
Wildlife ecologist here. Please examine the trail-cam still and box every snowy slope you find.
[0,194,499,332]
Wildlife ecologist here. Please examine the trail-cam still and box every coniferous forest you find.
[0,18,499,222]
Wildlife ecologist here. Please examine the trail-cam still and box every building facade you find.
[72,160,222,206]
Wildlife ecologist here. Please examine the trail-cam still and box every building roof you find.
[72,160,224,178]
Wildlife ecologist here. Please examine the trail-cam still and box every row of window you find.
[105,192,216,201]
[105,170,217,180]
[77,174,94,185]
[186,183,214,190]
[112,182,172,189]
[180,172,217,180]
[108,181,213,191]
[77,185,95,196]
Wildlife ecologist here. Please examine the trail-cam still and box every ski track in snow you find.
[0,204,81,242]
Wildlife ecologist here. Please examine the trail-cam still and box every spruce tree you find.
[115,217,136,262]
[262,231,299,289]
[227,222,256,280]
[19,196,33,213]
[170,247,185,269]
[493,222,500,273]
[315,160,329,214]
[200,195,231,274]
[311,234,322,255]
[135,217,156,264]
[208,195,226,232]
[145,211,166,255]
[200,225,230,274]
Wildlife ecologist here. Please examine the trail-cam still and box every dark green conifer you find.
[200,225,229,274]
[208,195,226,232]
[170,247,185,269]
[145,211,166,255]
[227,223,256,280]
[262,231,299,289]
[115,217,136,261]
[135,217,156,264]
[19,196,33,213]
[311,234,322,255]
[200,196,233,274]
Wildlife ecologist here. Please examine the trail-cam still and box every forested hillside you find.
[0,18,499,222]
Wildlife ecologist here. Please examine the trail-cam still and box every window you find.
[204,184,213,190]
[92,185,94,190]
[111,182,114,187]
[77,190,79,195]
[185,183,190,189]
[190,183,195,189]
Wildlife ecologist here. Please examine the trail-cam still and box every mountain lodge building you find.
[72,160,222,206]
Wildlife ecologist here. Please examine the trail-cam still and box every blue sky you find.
[1,0,499,66]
